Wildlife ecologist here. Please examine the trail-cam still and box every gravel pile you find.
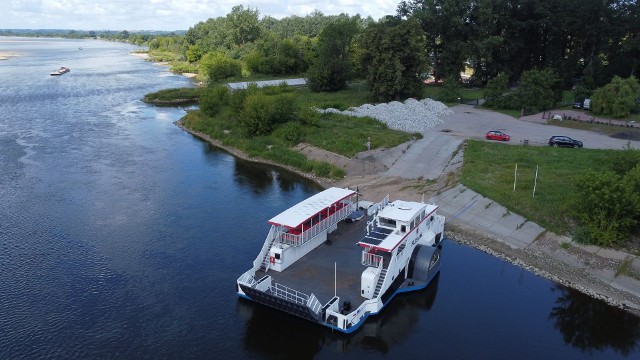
[318,98,453,133]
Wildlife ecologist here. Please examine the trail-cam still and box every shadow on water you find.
[232,154,319,195]
[238,274,440,359]
[549,285,640,356]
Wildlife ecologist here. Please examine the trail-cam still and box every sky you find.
[6,0,400,31]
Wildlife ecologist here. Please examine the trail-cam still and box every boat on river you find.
[50,67,70,76]
[236,187,445,333]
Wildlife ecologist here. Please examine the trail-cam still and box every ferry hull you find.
[238,244,442,334]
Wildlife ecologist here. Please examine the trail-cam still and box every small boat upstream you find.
[237,187,445,333]
[50,67,70,76]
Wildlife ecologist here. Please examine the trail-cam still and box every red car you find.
[485,130,510,141]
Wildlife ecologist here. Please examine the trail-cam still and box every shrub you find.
[240,93,273,135]
[313,161,332,177]
[574,171,640,246]
[273,122,302,143]
[199,52,242,81]
[199,86,229,116]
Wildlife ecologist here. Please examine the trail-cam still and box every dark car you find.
[548,135,583,148]
[485,130,510,141]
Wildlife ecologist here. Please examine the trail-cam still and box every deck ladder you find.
[260,228,281,272]
[372,269,388,298]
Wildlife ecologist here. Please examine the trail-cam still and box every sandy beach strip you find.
[0,51,20,60]
[129,52,150,60]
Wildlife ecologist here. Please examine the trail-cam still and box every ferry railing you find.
[238,270,256,287]
[361,251,384,268]
[379,194,390,210]
[271,282,309,306]
[307,294,322,315]
[254,226,278,270]
[280,204,352,247]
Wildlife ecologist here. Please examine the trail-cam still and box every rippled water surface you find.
[1,37,639,359]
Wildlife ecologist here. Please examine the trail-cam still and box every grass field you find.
[461,140,616,234]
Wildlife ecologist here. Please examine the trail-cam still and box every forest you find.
[150,3,636,89]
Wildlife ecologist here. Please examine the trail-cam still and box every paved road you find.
[434,104,640,149]
[379,104,640,181]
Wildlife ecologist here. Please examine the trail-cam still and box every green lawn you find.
[461,140,615,234]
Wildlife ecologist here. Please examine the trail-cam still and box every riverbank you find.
[176,108,640,317]
[0,50,19,60]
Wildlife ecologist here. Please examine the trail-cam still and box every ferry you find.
[236,187,445,333]
[50,67,70,76]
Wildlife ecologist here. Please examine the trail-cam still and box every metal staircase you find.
[260,230,281,272]
[372,269,388,298]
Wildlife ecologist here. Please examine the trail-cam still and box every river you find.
[0,37,639,359]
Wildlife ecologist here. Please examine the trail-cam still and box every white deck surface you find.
[268,187,355,228]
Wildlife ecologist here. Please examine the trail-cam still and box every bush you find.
[199,86,229,116]
[272,122,303,143]
[574,170,640,246]
[297,106,321,127]
[238,92,301,135]
[200,52,242,81]
[240,93,273,135]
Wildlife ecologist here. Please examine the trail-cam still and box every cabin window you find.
[400,225,406,233]
[410,219,415,229]
[275,253,281,260]
[379,217,396,227]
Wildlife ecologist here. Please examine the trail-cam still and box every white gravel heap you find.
[318,98,453,133]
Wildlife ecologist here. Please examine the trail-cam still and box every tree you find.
[483,73,509,107]
[591,76,640,118]
[199,52,241,81]
[440,75,462,103]
[186,45,202,63]
[306,17,360,92]
[359,16,428,101]
[516,68,561,112]
[226,5,261,47]
[244,33,308,75]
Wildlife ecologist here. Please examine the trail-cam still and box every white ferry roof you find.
[358,201,439,252]
[378,200,428,222]
[268,187,356,228]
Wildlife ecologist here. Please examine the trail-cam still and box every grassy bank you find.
[461,140,614,234]
[178,84,417,179]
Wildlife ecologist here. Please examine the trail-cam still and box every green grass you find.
[178,86,416,179]
[461,140,615,234]
[302,113,419,157]
[295,82,372,110]
[143,87,202,104]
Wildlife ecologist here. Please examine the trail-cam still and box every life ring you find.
[270,256,275,264]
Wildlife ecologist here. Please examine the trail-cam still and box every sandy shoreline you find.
[0,51,20,60]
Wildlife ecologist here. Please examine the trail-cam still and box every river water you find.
[0,37,639,359]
